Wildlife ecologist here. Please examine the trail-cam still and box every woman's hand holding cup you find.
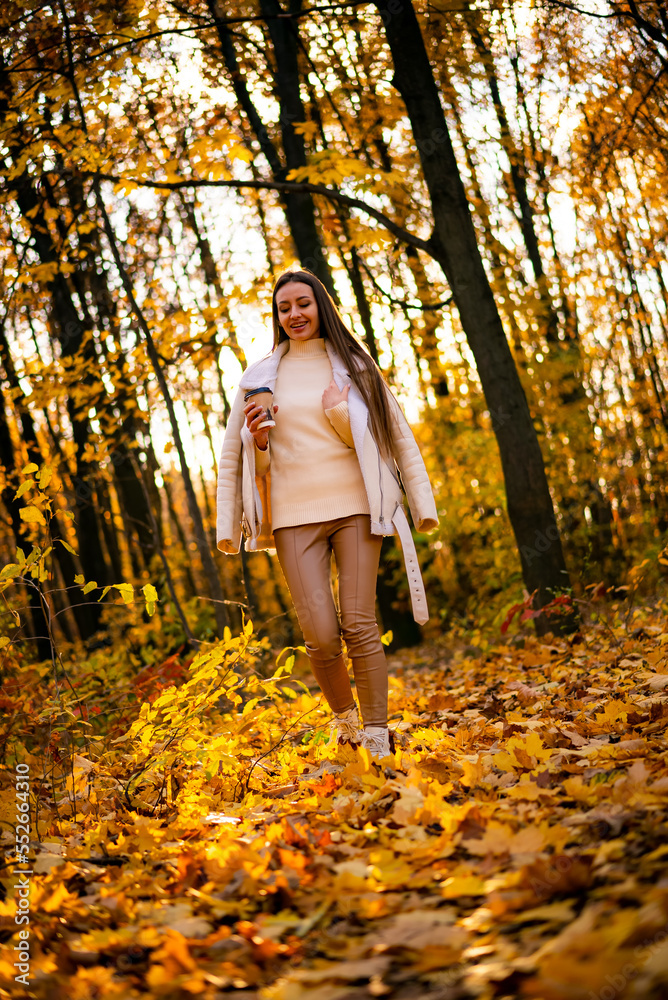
[244,388,278,451]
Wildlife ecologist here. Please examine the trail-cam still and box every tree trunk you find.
[465,14,559,344]
[0,384,52,661]
[77,224,159,576]
[239,546,259,623]
[376,537,422,648]
[96,187,230,634]
[161,471,198,597]
[0,68,109,639]
[375,0,577,634]
[207,0,336,295]
[10,179,110,634]
[403,245,450,398]
[444,74,528,366]
[0,319,101,641]
[263,550,295,646]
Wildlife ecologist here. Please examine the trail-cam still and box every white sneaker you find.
[333,705,362,746]
[360,725,392,760]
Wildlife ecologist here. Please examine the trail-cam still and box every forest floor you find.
[2,597,668,1000]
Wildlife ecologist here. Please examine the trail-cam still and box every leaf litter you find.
[1,605,668,999]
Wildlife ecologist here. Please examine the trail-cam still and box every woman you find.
[216,270,438,760]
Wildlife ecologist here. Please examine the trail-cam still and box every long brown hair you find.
[271,270,395,459]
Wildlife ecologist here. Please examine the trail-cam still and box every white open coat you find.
[216,338,439,624]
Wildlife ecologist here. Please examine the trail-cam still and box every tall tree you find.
[205,0,336,295]
[373,0,576,633]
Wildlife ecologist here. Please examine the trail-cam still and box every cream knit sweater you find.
[254,337,370,530]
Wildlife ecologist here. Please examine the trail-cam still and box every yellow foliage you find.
[19,505,45,525]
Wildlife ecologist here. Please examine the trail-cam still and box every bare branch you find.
[91,171,437,258]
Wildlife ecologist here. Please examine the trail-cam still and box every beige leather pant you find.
[273,514,388,727]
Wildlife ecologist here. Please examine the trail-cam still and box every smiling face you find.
[275,281,321,342]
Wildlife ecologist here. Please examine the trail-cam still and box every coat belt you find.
[391,505,429,626]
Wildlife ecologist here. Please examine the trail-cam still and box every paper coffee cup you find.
[244,387,275,428]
